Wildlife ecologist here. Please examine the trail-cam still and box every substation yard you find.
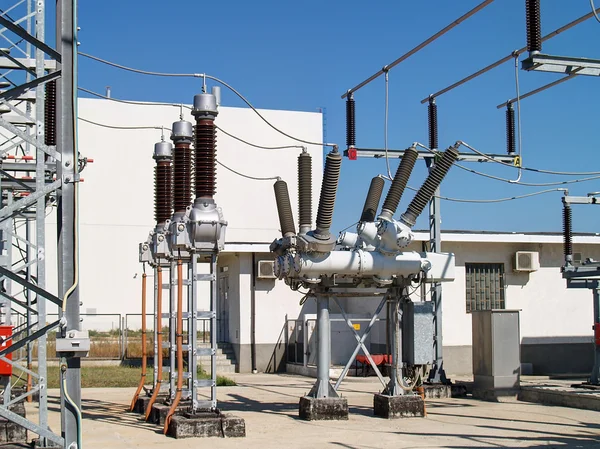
[22,374,600,449]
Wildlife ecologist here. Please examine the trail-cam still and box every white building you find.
[43,97,600,376]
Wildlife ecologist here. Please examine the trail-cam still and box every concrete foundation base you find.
[150,402,190,426]
[0,402,27,443]
[133,396,150,414]
[167,411,245,439]
[298,396,348,421]
[423,384,452,399]
[519,386,600,412]
[133,394,168,415]
[373,394,425,419]
[473,388,519,403]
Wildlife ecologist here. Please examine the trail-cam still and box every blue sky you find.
[72,0,600,235]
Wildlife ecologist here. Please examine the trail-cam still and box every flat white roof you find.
[223,230,600,253]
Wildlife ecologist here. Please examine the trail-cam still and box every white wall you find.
[415,240,600,347]
[44,97,323,319]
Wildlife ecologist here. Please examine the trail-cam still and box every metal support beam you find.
[592,287,600,385]
[333,296,387,391]
[522,53,600,77]
[307,295,338,398]
[0,406,64,446]
[56,0,80,446]
[0,265,61,306]
[0,14,60,61]
[344,147,517,164]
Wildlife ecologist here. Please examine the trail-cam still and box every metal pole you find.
[189,257,198,412]
[210,255,217,407]
[153,266,159,390]
[26,219,32,401]
[308,295,337,398]
[57,0,81,445]
[592,287,600,385]
[169,259,176,400]
[427,187,447,384]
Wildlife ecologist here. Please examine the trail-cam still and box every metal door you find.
[217,275,230,342]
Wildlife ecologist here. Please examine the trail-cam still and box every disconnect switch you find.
[56,330,91,357]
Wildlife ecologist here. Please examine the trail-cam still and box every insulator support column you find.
[44,80,57,147]
[563,203,573,266]
[526,0,542,53]
[401,146,459,228]
[379,147,419,221]
[506,103,516,155]
[153,140,173,225]
[315,149,342,239]
[170,121,194,215]
[192,92,218,200]
[360,176,385,223]
[428,96,438,151]
[346,94,356,149]
[274,180,296,238]
[298,151,312,234]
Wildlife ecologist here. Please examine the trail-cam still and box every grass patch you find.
[13,365,236,389]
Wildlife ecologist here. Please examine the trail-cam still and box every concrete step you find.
[197,353,236,363]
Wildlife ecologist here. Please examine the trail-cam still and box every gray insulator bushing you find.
[298,151,312,234]
[380,147,419,221]
[360,176,385,223]
[315,150,342,239]
[274,180,296,238]
[192,93,218,119]
[401,146,459,227]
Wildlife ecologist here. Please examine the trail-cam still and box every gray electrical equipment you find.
[471,309,521,397]
[403,301,434,366]
[271,144,459,419]
[134,88,232,436]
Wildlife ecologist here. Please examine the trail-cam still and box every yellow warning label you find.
[353,323,361,331]
[513,156,522,167]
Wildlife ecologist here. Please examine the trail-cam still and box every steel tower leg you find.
[57,0,81,446]
[169,260,176,400]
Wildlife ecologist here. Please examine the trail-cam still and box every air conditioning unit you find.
[514,251,540,272]
[257,260,276,279]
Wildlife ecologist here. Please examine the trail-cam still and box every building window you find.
[465,263,505,313]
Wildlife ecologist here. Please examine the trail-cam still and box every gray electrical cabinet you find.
[472,309,520,397]
[403,301,434,365]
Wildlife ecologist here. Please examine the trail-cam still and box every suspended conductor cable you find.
[405,185,566,203]
[215,125,305,151]
[78,117,170,131]
[510,53,523,183]
[591,0,600,23]
[78,53,336,148]
[383,70,392,180]
[80,87,303,152]
[79,87,186,108]
[217,160,280,181]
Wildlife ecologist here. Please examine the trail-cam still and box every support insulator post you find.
[192,92,218,200]
[428,96,438,151]
[401,146,459,228]
[153,140,173,225]
[44,80,57,147]
[274,180,296,238]
[346,94,356,149]
[526,0,542,53]
[506,103,516,155]
[360,176,385,223]
[170,121,193,215]
[563,203,573,266]
[298,151,312,234]
[315,149,342,239]
[379,147,419,221]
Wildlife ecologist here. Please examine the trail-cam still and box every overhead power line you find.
[78,52,335,149]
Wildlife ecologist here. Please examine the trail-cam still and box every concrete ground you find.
[24,373,600,448]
